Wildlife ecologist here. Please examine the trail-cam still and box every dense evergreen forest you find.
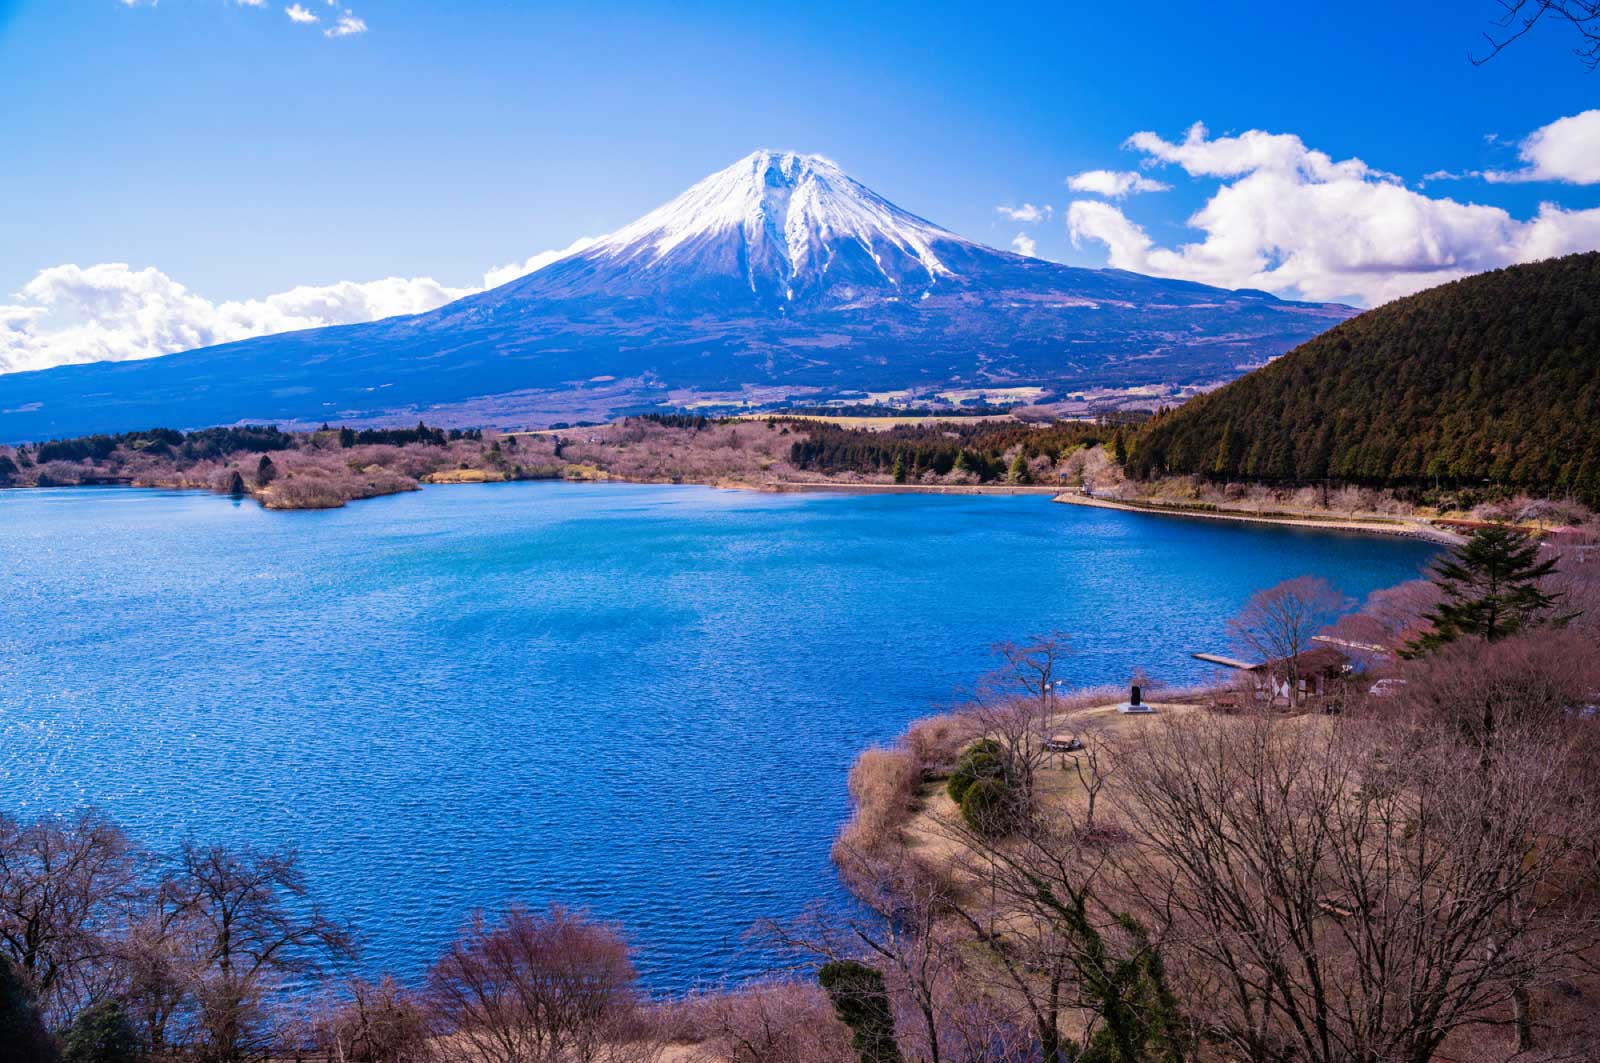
[1127,253,1600,505]
[788,419,1127,481]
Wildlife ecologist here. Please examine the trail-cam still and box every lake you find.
[0,483,1437,988]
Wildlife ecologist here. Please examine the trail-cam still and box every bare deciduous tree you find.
[426,903,651,1063]
[159,843,355,1063]
[0,809,142,1023]
[768,848,967,1063]
[1475,0,1600,68]
[1121,713,1599,1063]
[1228,577,1351,706]
[965,632,1077,807]
[312,975,435,1063]
[665,979,855,1063]
[931,785,1187,1063]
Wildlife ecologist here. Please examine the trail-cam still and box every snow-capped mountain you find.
[529,150,961,304]
[0,151,1354,439]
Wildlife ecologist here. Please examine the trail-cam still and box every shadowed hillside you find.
[1127,253,1600,505]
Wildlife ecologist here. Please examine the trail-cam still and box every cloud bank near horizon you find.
[1065,112,1600,305]
[0,240,597,375]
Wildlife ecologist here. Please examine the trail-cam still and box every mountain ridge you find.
[0,150,1354,440]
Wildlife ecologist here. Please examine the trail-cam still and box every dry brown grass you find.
[833,745,922,858]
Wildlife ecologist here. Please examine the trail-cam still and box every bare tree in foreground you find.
[160,843,355,1063]
[932,775,1189,1063]
[426,903,652,1063]
[0,809,142,1024]
[311,975,435,1063]
[769,849,965,1063]
[1475,0,1600,67]
[665,979,855,1063]
[1121,712,1599,1063]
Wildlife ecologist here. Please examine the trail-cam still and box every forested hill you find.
[1126,252,1600,505]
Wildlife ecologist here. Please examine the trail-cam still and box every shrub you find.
[945,739,1008,806]
[959,776,1021,838]
[61,999,138,1063]
[902,715,973,776]
[662,979,854,1063]
[426,904,640,1063]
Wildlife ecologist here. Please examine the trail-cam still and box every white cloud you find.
[285,3,318,23]
[325,13,366,37]
[236,0,267,7]
[1483,109,1600,185]
[1010,233,1038,258]
[0,240,597,375]
[995,203,1051,223]
[1065,169,1170,198]
[481,237,598,290]
[1065,121,1600,306]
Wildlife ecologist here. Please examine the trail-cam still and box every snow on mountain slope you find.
[503,151,967,304]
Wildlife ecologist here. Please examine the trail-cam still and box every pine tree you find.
[62,999,138,1063]
[891,453,907,484]
[818,961,902,1063]
[256,455,277,488]
[1405,525,1571,655]
[1006,450,1031,484]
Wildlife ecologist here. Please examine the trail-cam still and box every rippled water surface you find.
[0,483,1437,986]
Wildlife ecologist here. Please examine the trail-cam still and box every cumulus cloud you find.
[481,237,598,289]
[1065,169,1170,198]
[1010,233,1038,258]
[325,13,366,37]
[0,241,596,375]
[996,203,1051,223]
[1483,109,1600,185]
[1065,121,1600,306]
[285,4,318,23]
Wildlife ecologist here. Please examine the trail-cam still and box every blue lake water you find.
[0,483,1437,988]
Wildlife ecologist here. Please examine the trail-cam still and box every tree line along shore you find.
[3,524,1599,1063]
[3,415,1597,549]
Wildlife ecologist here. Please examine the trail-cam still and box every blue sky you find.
[2,0,1598,370]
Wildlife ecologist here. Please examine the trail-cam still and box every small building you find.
[1192,646,1354,705]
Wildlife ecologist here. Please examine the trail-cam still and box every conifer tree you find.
[1006,450,1031,484]
[256,454,277,488]
[1405,525,1571,655]
[891,453,907,484]
[818,961,902,1063]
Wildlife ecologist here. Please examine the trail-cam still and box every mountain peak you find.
[543,150,968,304]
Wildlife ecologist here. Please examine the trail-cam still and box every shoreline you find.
[1054,491,1465,545]
[759,480,1063,496]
